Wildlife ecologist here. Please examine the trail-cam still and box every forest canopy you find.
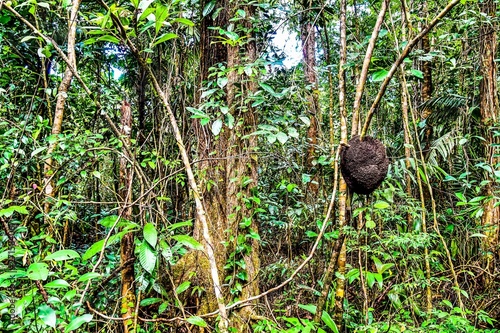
[0,0,499,332]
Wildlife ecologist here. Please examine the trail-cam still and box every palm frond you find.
[427,130,458,167]
[420,94,468,126]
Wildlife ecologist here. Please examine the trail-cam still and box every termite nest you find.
[340,135,389,195]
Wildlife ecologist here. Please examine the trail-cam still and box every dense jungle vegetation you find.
[1,0,500,332]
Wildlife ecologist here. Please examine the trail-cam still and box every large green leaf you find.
[65,314,93,332]
[45,279,71,289]
[372,69,388,82]
[38,304,56,328]
[175,281,191,294]
[143,223,158,248]
[45,249,80,261]
[155,4,170,34]
[186,316,207,327]
[27,262,49,281]
[153,33,178,47]
[172,235,203,251]
[78,272,101,282]
[0,205,29,217]
[139,241,156,274]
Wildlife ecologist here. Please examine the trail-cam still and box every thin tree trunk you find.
[479,0,499,281]
[314,0,347,328]
[42,0,82,228]
[301,15,320,195]
[119,101,136,333]
[351,0,389,137]
[420,2,435,157]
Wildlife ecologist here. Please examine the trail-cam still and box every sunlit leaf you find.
[45,249,80,262]
[143,223,158,248]
[27,263,49,281]
[65,314,93,333]
[211,119,223,136]
[139,241,156,274]
[372,69,388,82]
[172,235,203,250]
[174,17,194,27]
[203,0,216,17]
[45,279,70,289]
[175,281,191,294]
[186,316,207,327]
[153,33,178,46]
[38,304,56,328]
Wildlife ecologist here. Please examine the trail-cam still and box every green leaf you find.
[97,35,120,44]
[372,69,389,82]
[140,298,163,306]
[65,314,93,333]
[45,249,80,262]
[82,231,127,261]
[0,205,29,217]
[321,311,339,333]
[139,241,157,274]
[78,272,101,282]
[155,4,170,34]
[366,219,376,229]
[27,263,49,281]
[38,304,56,328]
[186,316,207,327]
[211,119,223,136]
[168,220,193,230]
[259,82,275,95]
[298,303,317,314]
[411,69,424,79]
[138,0,154,11]
[217,77,228,88]
[203,0,216,17]
[37,2,50,9]
[20,35,37,43]
[99,215,135,228]
[276,131,288,144]
[45,279,70,289]
[31,146,47,157]
[172,235,203,251]
[175,281,191,294]
[153,33,178,46]
[299,116,311,127]
[174,17,195,27]
[82,239,106,261]
[143,223,158,248]
[373,201,390,209]
[366,271,376,288]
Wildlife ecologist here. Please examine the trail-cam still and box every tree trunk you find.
[419,1,435,157]
[42,0,82,228]
[119,101,136,333]
[189,0,260,329]
[300,15,320,195]
[479,0,499,280]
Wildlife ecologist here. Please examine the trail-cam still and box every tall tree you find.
[478,0,499,277]
[118,101,135,333]
[42,0,82,229]
[300,0,320,195]
[190,0,261,329]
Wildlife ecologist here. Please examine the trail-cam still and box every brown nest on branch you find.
[340,136,389,195]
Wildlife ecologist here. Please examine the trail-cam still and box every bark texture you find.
[184,0,260,329]
[479,0,499,270]
[119,101,136,333]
